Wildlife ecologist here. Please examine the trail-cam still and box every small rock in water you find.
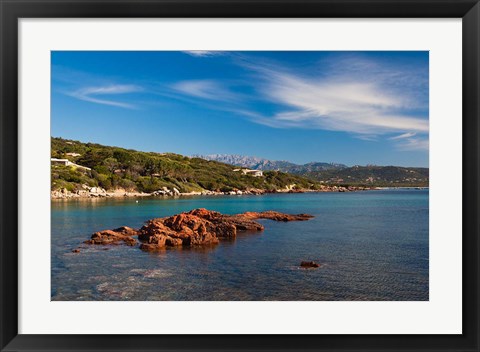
[300,261,320,268]
[72,249,80,253]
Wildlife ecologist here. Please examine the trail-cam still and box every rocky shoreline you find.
[52,184,373,200]
[78,208,314,252]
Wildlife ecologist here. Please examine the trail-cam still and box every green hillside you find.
[51,137,322,193]
[302,165,429,187]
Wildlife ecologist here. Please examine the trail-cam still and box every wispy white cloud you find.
[389,132,417,140]
[183,51,221,57]
[239,62,428,136]
[315,54,429,110]
[169,53,429,151]
[171,80,240,102]
[395,136,429,151]
[245,55,428,150]
[68,84,142,109]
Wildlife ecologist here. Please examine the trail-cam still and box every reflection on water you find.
[51,190,429,301]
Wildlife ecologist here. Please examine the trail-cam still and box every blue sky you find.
[51,51,429,167]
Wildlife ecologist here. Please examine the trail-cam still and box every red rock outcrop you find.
[84,208,314,252]
[84,226,138,246]
[138,213,221,251]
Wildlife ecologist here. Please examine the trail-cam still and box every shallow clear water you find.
[51,189,428,301]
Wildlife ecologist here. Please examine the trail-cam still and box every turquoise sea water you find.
[51,189,429,301]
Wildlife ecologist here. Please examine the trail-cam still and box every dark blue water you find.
[51,189,429,301]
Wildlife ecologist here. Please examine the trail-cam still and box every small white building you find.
[233,168,263,177]
[245,170,263,177]
[51,158,91,171]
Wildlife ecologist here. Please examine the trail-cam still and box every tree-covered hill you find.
[51,137,322,193]
[301,165,429,187]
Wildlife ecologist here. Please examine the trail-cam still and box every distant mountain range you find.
[193,154,429,187]
[193,154,347,172]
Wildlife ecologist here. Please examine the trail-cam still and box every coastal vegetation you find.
[51,137,322,194]
[301,165,429,187]
[51,137,428,196]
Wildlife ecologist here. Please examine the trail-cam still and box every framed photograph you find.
[1,0,478,351]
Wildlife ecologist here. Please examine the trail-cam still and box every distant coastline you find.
[51,137,429,200]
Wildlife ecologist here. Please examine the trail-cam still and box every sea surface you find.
[51,189,429,301]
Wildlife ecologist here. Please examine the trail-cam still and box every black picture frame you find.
[1,0,479,351]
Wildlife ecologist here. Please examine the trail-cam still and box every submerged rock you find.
[241,211,314,222]
[83,208,314,252]
[300,261,320,268]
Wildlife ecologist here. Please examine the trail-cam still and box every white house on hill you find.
[51,158,91,171]
[233,168,263,177]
